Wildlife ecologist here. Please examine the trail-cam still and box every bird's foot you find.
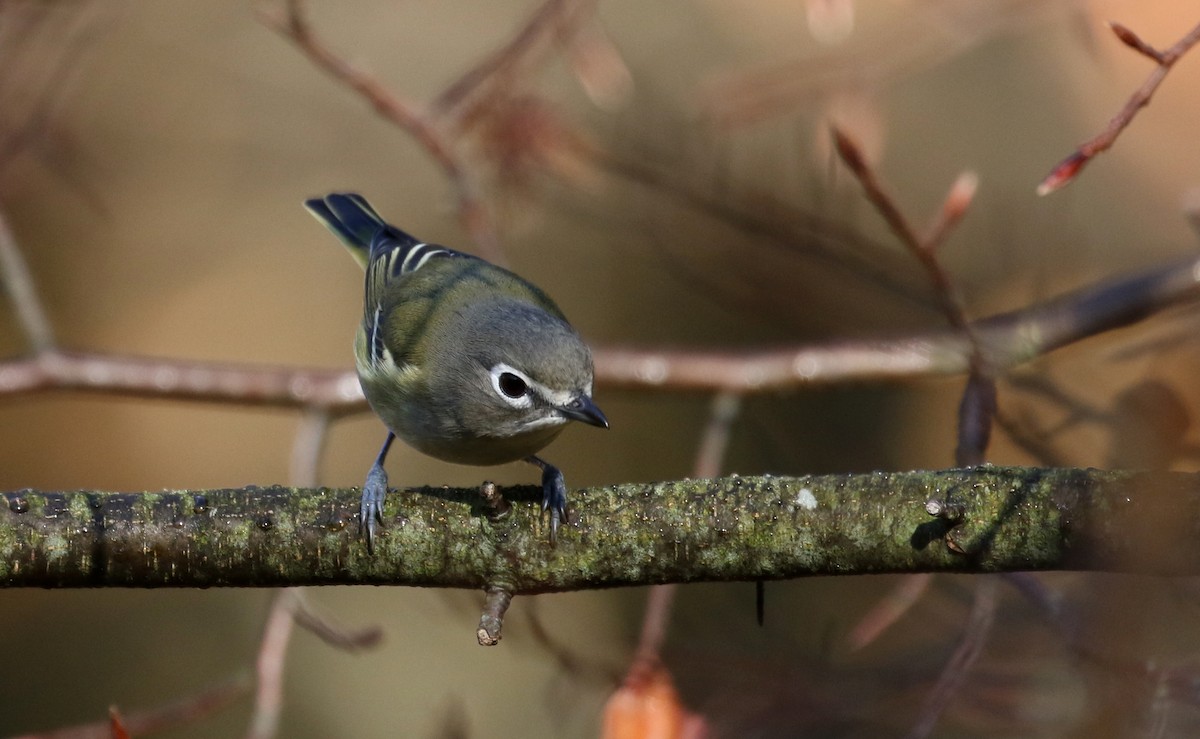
[360,461,389,554]
[535,460,568,544]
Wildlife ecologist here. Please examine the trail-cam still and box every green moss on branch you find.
[3,467,1199,590]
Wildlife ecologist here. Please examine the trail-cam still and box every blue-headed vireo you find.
[305,193,608,551]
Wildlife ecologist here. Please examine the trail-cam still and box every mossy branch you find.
[3,467,1199,591]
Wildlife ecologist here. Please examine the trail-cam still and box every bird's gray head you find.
[435,298,607,443]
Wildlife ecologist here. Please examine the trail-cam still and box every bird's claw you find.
[360,461,389,554]
[539,464,569,544]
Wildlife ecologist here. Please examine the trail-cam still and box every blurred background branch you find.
[4,252,1200,400]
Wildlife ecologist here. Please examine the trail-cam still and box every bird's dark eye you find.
[498,372,528,399]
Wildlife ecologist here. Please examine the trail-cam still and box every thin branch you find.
[289,408,331,487]
[526,601,622,681]
[1183,187,1200,240]
[0,348,365,410]
[0,206,56,351]
[560,13,633,109]
[595,150,936,310]
[1109,22,1167,63]
[905,578,999,739]
[247,591,298,739]
[831,128,976,338]
[477,480,512,522]
[432,0,594,123]
[289,590,383,651]
[846,574,934,651]
[993,408,1073,467]
[691,391,743,480]
[630,392,743,670]
[477,586,514,646]
[257,0,501,261]
[3,254,1198,403]
[108,707,129,739]
[244,587,385,737]
[921,172,980,258]
[954,370,997,467]
[632,585,678,666]
[257,1,453,180]
[1038,19,1200,195]
[13,677,252,739]
[832,129,994,466]
[830,128,925,255]
[0,3,102,179]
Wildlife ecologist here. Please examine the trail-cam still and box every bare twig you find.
[633,585,678,666]
[257,0,501,261]
[619,391,743,718]
[526,601,622,682]
[238,454,366,739]
[1109,22,1167,63]
[905,578,999,739]
[921,172,980,257]
[290,590,383,652]
[247,591,299,739]
[560,14,633,109]
[433,0,595,124]
[994,408,1072,467]
[595,151,935,310]
[832,130,994,666]
[1182,187,1200,239]
[955,370,998,467]
[832,128,995,466]
[1038,19,1200,195]
[2,252,1200,404]
[0,348,365,409]
[478,585,515,646]
[846,574,934,651]
[107,707,129,739]
[246,588,384,738]
[478,480,512,522]
[261,0,616,262]
[601,251,1200,391]
[691,391,743,480]
[831,128,976,338]
[245,591,380,737]
[258,1,452,181]
[12,677,251,739]
[289,408,331,488]
[0,3,103,179]
[641,392,742,657]
[0,207,56,351]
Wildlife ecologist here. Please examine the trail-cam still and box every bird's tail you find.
[304,193,420,270]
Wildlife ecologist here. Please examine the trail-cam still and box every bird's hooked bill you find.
[560,395,609,428]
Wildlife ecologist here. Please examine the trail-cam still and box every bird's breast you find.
[357,369,565,466]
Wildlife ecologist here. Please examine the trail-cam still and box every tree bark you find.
[3,467,1198,591]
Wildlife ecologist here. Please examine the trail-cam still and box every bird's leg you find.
[525,455,567,543]
[361,431,395,553]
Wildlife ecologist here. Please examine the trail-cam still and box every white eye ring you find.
[490,363,533,408]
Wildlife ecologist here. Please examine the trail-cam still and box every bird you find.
[304,193,608,551]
